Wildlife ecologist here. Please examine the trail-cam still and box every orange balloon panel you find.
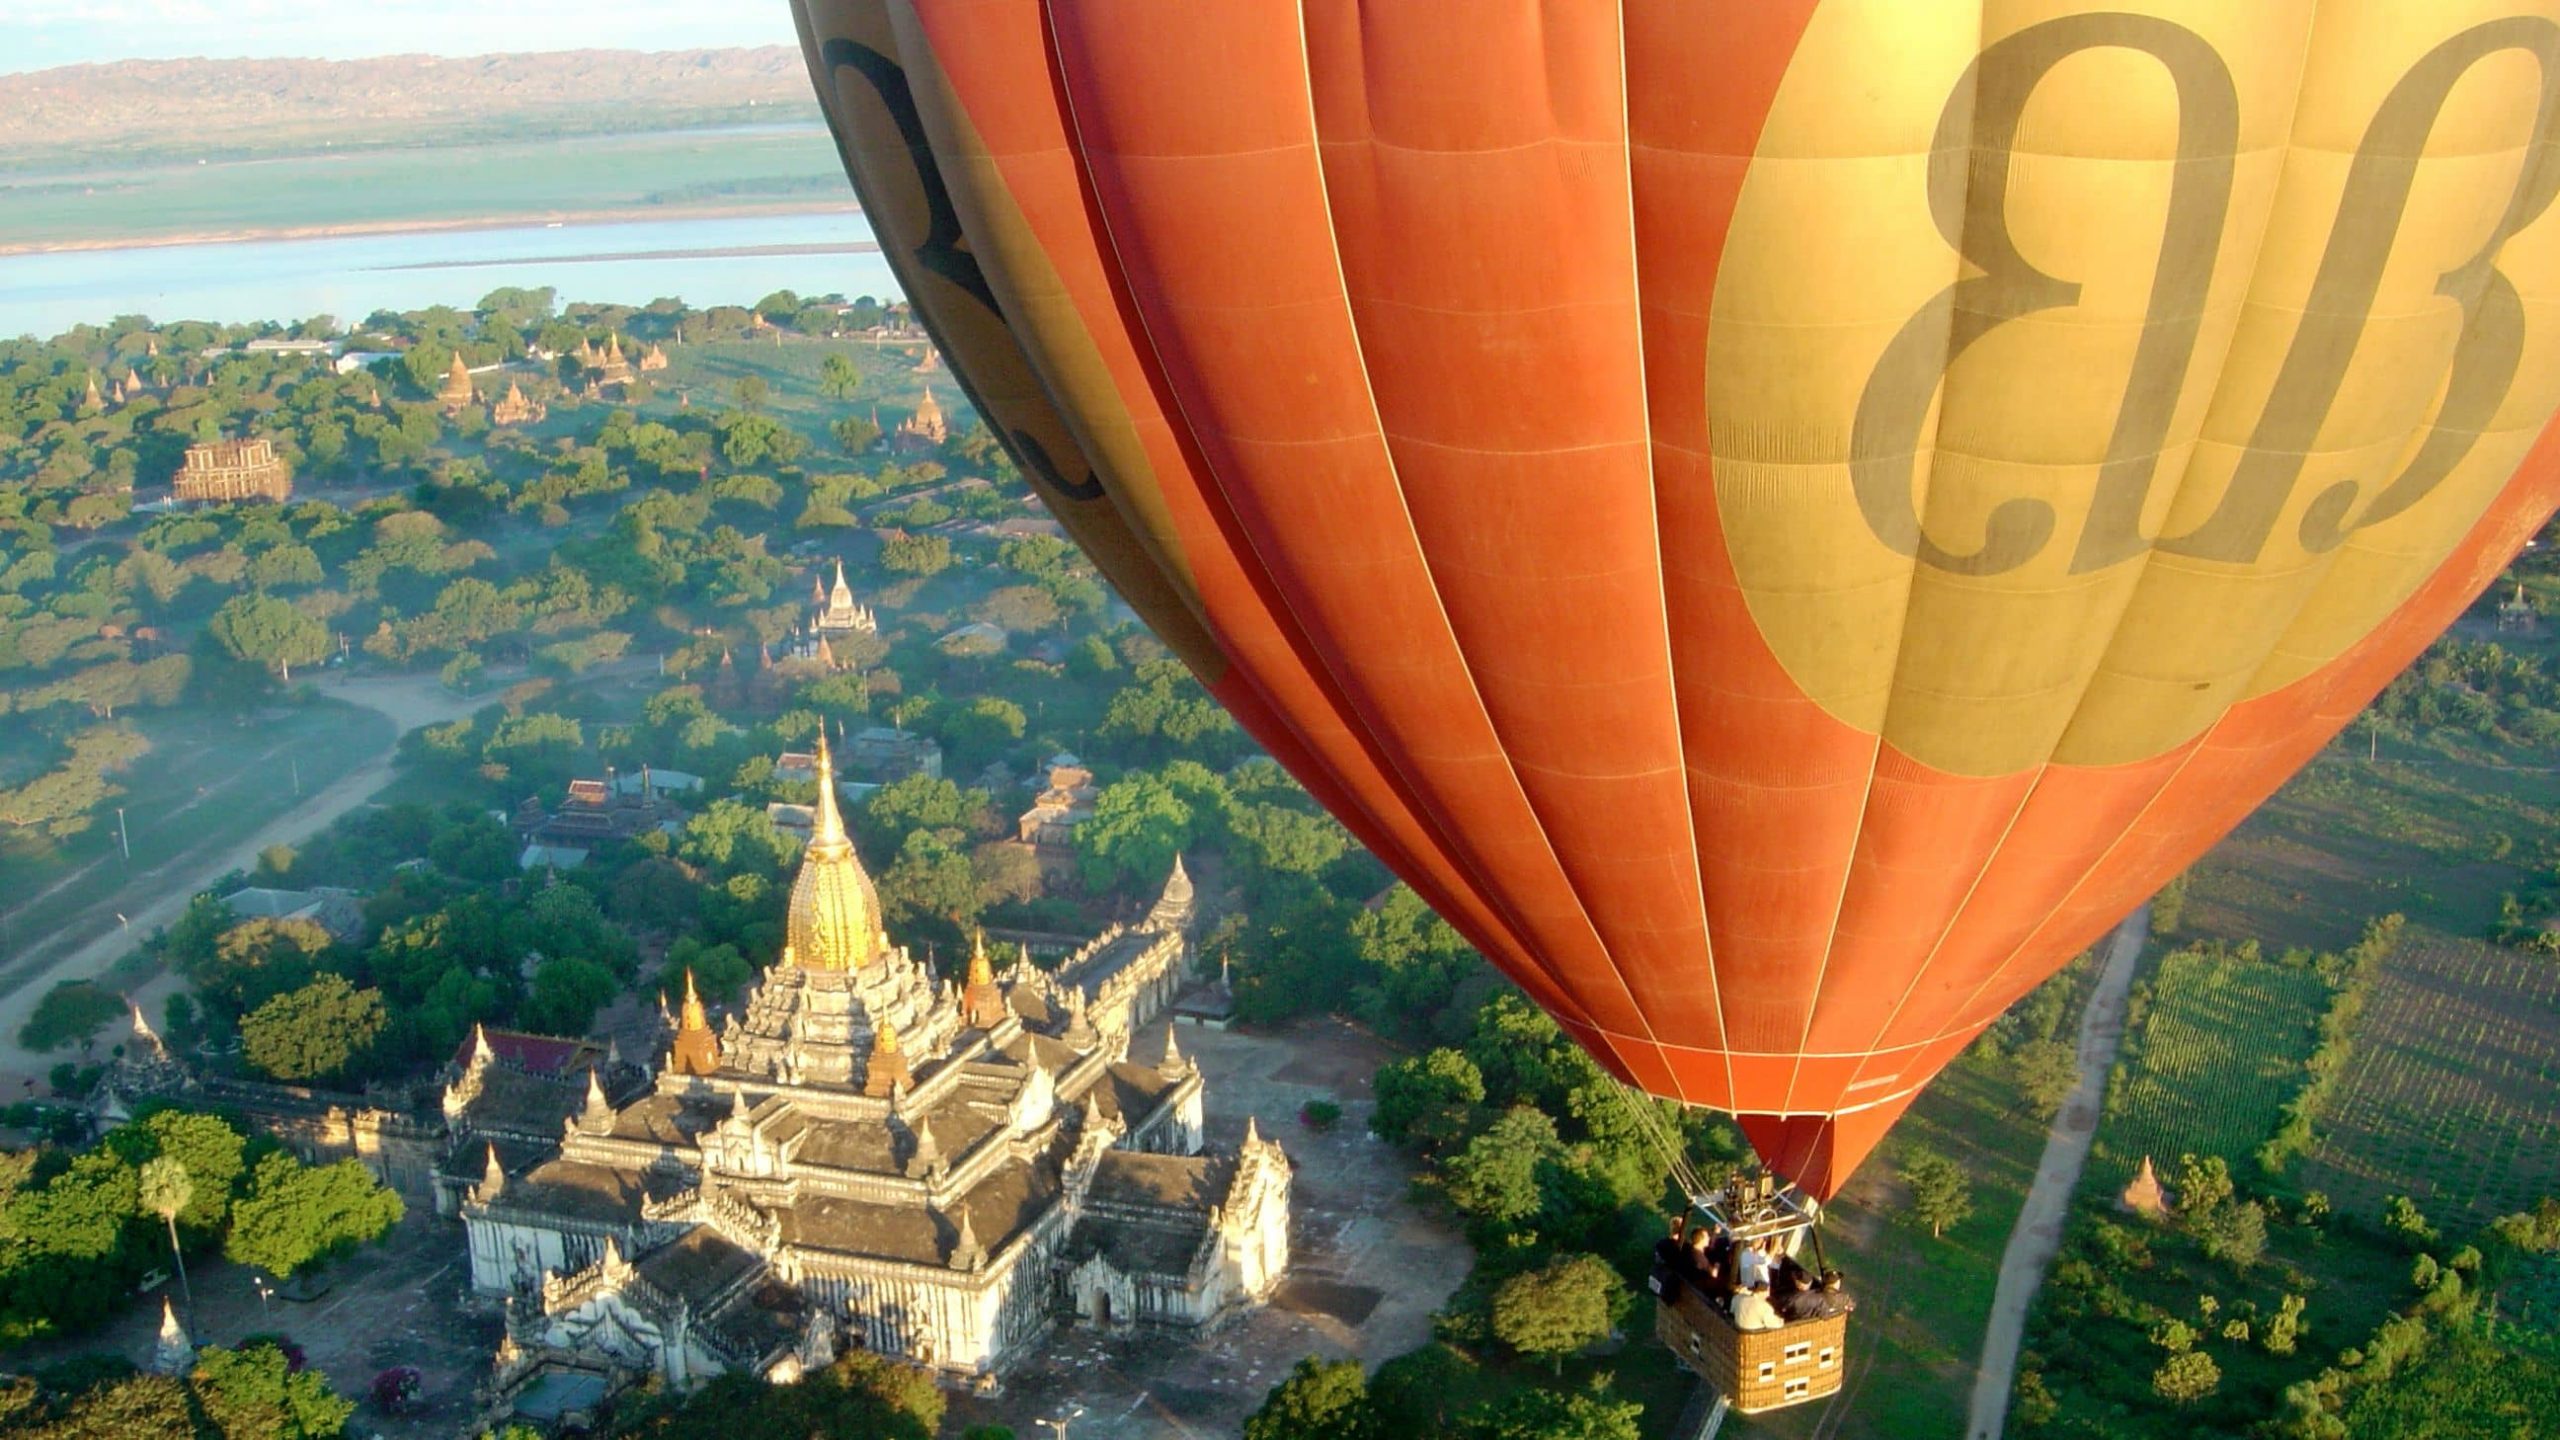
[797,0,2560,1197]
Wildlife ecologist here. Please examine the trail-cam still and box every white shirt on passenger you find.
[1732,1290,1784,1331]
[1736,1245,1774,1291]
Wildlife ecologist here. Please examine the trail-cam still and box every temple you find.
[812,560,877,637]
[173,437,292,504]
[491,378,548,427]
[438,353,478,414]
[594,335,636,391]
[456,740,1283,1421]
[894,387,949,449]
[787,560,877,669]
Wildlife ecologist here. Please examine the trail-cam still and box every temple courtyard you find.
[948,1016,1471,1440]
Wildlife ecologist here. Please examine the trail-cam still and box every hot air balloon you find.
[794,0,2560,1222]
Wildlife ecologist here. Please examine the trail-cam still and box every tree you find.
[2262,1293,2308,1356]
[1076,771,1194,892]
[17,981,125,1053]
[819,354,860,401]
[877,831,983,937]
[607,1350,940,1440]
[240,975,385,1083]
[137,1157,194,1322]
[1244,1357,1377,1440]
[1371,1048,1485,1149]
[716,412,804,467]
[128,1111,246,1230]
[2202,1198,2269,1268]
[208,592,328,680]
[1231,803,1349,879]
[940,697,1028,766]
[2011,1037,2078,1115]
[1490,1253,1620,1372]
[2174,1153,2237,1220]
[246,544,323,592]
[1462,1386,1645,1440]
[731,376,771,413]
[973,584,1061,633]
[225,1154,404,1278]
[1902,1146,1974,1239]
[2151,1349,2221,1405]
[832,414,883,456]
[2152,870,2191,934]
[522,956,620,1036]
[1367,1344,1479,1432]
[192,1342,356,1439]
[1444,1106,1560,1224]
[881,533,952,577]
[194,916,332,1018]
[860,775,991,851]
[970,841,1043,909]
[9,1370,202,1439]
[2383,1194,2439,1247]
[675,805,792,887]
[0,725,148,839]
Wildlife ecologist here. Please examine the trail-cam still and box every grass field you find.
[631,336,944,439]
[0,699,392,989]
[0,125,851,250]
[2102,946,2332,1172]
[2297,935,2560,1230]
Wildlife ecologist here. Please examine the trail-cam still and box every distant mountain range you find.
[0,48,823,169]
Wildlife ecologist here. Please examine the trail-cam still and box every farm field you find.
[2297,935,2560,1230]
[2183,746,2560,958]
[2099,945,2331,1173]
[2022,930,2427,1436]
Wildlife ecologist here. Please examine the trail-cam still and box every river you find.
[0,211,906,337]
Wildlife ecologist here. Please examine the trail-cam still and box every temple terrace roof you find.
[450,1028,608,1078]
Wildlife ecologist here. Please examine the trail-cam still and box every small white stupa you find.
[151,1296,195,1375]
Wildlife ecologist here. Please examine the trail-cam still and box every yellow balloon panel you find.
[1712,0,2560,775]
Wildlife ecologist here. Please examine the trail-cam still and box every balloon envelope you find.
[797,0,2560,1196]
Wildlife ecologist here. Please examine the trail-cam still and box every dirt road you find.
[1964,906,2152,1440]
[0,672,493,1081]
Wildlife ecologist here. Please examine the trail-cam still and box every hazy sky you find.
[0,0,799,73]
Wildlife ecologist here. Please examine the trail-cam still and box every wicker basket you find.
[1655,1290,1848,1413]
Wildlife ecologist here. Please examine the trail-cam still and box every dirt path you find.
[1964,906,2151,1440]
[0,672,502,1082]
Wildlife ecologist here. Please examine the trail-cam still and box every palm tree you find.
[138,1156,195,1320]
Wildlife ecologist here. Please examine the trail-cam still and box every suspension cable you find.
[1609,1077,1710,1206]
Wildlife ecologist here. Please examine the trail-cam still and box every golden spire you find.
[963,928,1006,1030]
[784,736,882,971]
[669,967,723,1076]
[680,969,710,1031]
[863,1018,910,1097]
[809,735,850,855]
